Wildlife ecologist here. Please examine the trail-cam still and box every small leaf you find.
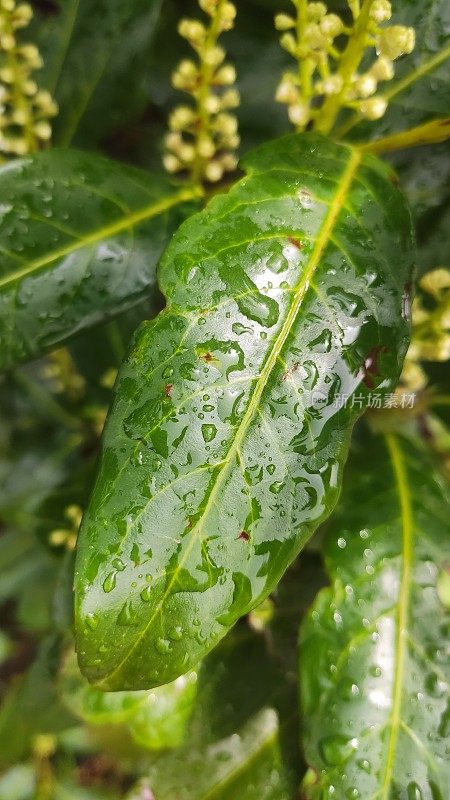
[60,650,197,751]
[75,133,414,690]
[32,0,163,147]
[0,150,199,370]
[299,431,450,798]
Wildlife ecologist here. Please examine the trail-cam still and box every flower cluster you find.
[275,0,415,133]
[164,0,239,184]
[400,269,450,391]
[0,0,57,157]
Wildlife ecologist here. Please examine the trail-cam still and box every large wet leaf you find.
[299,431,450,799]
[31,0,162,147]
[128,708,293,800]
[0,150,198,370]
[75,133,414,690]
[341,0,450,140]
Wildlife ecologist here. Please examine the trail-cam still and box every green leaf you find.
[0,637,75,768]
[0,150,199,371]
[340,0,450,139]
[128,708,294,800]
[32,0,162,147]
[299,431,450,799]
[60,650,197,751]
[75,132,414,691]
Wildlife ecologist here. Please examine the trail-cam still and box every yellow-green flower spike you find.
[274,0,415,134]
[0,0,58,158]
[164,0,239,185]
[400,268,450,392]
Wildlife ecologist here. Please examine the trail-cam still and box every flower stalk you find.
[164,0,239,185]
[0,0,57,158]
[275,0,415,134]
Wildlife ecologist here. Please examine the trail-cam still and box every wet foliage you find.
[0,1,449,799]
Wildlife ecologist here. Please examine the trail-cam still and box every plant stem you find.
[313,0,375,134]
[191,0,227,184]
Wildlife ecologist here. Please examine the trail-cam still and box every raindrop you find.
[319,735,358,766]
[202,424,217,443]
[103,572,116,593]
[156,638,172,655]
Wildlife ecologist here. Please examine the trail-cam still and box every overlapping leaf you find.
[60,650,197,751]
[300,431,450,798]
[75,133,414,690]
[0,150,198,370]
[31,0,162,147]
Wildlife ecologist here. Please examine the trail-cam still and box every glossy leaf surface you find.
[342,0,450,140]
[75,133,414,690]
[0,150,198,370]
[300,431,450,798]
[32,0,162,147]
[129,708,292,800]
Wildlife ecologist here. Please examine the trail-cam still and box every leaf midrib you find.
[381,434,414,800]
[0,187,199,292]
[95,144,362,689]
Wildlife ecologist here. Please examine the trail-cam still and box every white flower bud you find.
[203,45,225,67]
[218,2,236,31]
[197,136,215,159]
[178,19,206,45]
[215,64,236,85]
[22,79,37,96]
[320,14,344,39]
[215,112,238,136]
[13,3,33,26]
[220,153,238,171]
[370,57,394,81]
[163,153,183,173]
[0,66,14,83]
[169,105,195,131]
[199,0,216,16]
[275,75,298,105]
[178,142,196,163]
[165,131,183,151]
[377,26,415,60]
[359,96,387,120]
[20,44,42,68]
[274,13,295,31]
[280,33,298,57]
[172,59,198,89]
[317,74,343,96]
[288,102,310,127]
[0,32,15,50]
[371,0,392,23]
[205,160,224,183]
[221,88,240,109]
[304,23,327,50]
[34,120,52,141]
[204,94,221,114]
[307,2,327,22]
[354,74,377,98]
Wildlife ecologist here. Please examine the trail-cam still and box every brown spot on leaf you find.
[282,361,300,381]
[288,236,303,249]
[362,346,388,388]
[164,384,173,397]
[238,530,250,541]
